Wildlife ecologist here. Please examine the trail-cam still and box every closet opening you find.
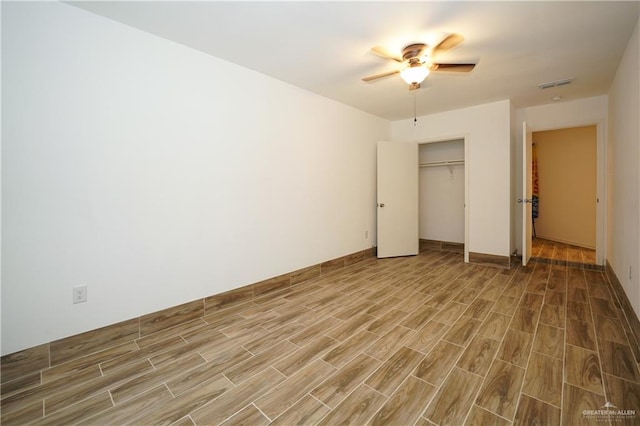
[418,138,467,261]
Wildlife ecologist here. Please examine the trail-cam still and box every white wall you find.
[514,96,608,263]
[1,2,389,355]
[0,0,4,358]
[607,18,640,317]
[510,101,517,256]
[391,100,513,258]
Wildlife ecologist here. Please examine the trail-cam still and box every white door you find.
[377,141,419,258]
[521,122,533,266]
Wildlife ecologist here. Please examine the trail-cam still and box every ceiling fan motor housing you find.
[402,43,428,61]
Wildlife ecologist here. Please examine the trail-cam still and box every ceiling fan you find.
[362,34,476,90]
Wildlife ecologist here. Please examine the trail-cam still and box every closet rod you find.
[419,159,464,168]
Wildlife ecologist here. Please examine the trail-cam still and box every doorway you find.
[530,125,598,266]
[418,139,467,259]
[376,138,469,261]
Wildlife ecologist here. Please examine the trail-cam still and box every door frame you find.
[417,134,470,263]
[522,122,533,266]
[525,120,605,265]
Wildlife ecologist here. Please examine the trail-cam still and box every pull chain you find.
[413,90,417,126]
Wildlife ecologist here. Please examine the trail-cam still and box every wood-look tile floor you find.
[532,237,597,266]
[3,250,640,425]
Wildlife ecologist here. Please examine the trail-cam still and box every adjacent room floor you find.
[532,237,597,266]
[2,250,639,425]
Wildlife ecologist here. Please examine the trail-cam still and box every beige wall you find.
[534,125,597,248]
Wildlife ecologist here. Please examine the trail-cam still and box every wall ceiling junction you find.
[69,1,640,121]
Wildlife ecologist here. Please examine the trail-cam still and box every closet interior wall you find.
[418,139,465,247]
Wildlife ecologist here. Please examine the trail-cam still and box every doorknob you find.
[379,203,385,207]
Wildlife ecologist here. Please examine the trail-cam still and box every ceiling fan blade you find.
[433,33,464,54]
[430,63,476,72]
[371,46,403,62]
[362,69,400,82]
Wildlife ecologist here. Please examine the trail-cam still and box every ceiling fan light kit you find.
[400,64,429,85]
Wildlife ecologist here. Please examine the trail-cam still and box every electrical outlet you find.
[73,286,87,304]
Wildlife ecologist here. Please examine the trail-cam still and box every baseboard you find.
[419,239,464,254]
[0,247,376,384]
[531,256,604,271]
[468,251,511,269]
[605,261,640,364]
[535,234,595,250]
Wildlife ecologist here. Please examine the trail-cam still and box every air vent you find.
[538,78,573,90]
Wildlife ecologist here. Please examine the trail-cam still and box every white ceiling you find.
[69,1,639,121]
